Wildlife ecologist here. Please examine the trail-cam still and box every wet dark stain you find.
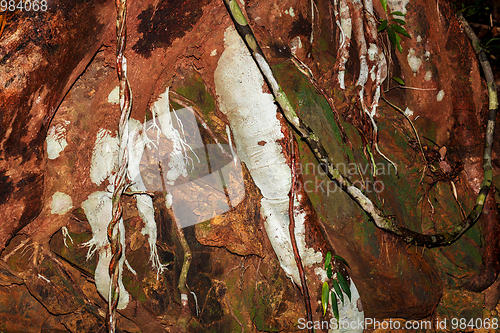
[17,172,44,228]
[276,301,288,316]
[0,172,14,203]
[200,283,224,324]
[133,0,210,58]
[269,42,291,59]
[288,13,312,39]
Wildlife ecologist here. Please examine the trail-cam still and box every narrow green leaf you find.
[331,279,344,304]
[333,255,350,268]
[327,265,333,279]
[325,251,332,269]
[378,19,388,32]
[337,273,351,302]
[390,24,411,38]
[390,11,406,16]
[331,291,340,322]
[387,27,398,49]
[322,282,329,316]
[392,77,405,85]
[395,34,403,53]
[379,0,388,12]
[391,18,406,25]
[486,38,500,46]
[387,28,403,53]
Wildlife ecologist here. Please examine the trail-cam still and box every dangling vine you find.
[107,0,132,331]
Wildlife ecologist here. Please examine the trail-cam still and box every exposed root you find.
[1,238,31,262]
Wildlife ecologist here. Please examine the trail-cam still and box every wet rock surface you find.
[0,0,499,331]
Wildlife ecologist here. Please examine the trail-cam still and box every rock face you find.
[0,0,116,252]
[0,0,499,331]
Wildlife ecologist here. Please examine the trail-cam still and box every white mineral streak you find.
[215,25,364,327]
[387,0,410,16]
[81,191,129,310]
[215,26,323,285]
[90,129,119,186]
[314,267,329,282]
[368,43,378,62]
[51,192,73,215]
[46,121,69,159]
[404,107,414,117]
[352,0,368,90]
[337,0,352,89]
[329,278,364,333]
[363,0,387,117]
[424,71,432,81]
[407,48,422,73]
[437,89,445,101]
[127,118,168,277]
[107,86,120,105]
[151,87,190,185]
[290,36,303,55]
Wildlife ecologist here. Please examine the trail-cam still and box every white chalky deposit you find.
[329,279,364,333]
[46,121,70,159]
[387,0,410,15]
[127,118,168,276]
[90,129,119,186]
[82,191,130,310]
[214,26,323,286]
[151,87,190,185]
[424,71,432,81]
[368,43,378,62]
[437,90,445,101]
[107,86,120,104]
[407,48,422,73]
[214,24,365,330]
[404,107,414,117]
[50,192,73,215]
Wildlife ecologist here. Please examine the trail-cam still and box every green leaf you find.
[390,11,406,16]
[391,18,406,25]
[325,251,332,269]
[333,255,350,268]
[387,27,402,53]
[337,272,351,302]
[327,265,333,279]
[392,77,405,85]
[395,34,403,53]
[486,38,500,46]
[331,279,344,304]
[380,0,388,12]
[387,27,398,48]
[390,24,411,38]
[378,19,388,32]
[331,291,340,322]
[322,282,330,316]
